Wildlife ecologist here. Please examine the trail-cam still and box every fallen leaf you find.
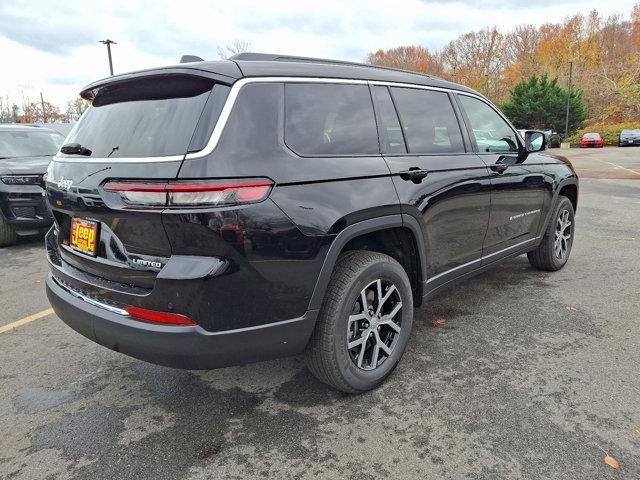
[566,306,578,311]
[536,274,545,281]
[634,427,640,436]
[431,319,446,327]
[604,453,620,470]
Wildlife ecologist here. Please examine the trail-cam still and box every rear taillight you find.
[124,305,196,325]
[104,178,273,208]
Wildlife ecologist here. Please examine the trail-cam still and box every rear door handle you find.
[399,168,429,183]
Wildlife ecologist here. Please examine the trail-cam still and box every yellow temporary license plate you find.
[70,218,98,256]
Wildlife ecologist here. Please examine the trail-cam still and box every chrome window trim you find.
[185,77,486,160]
[53,154,185,163]
[186,76,369,160]
[53,75,494,164]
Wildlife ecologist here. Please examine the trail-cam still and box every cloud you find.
[0,0,637,111]
[0,3,102,55]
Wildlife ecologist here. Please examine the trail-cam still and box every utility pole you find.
[99,39,116,75]
[564,61,573,140]
[40,92,46,123]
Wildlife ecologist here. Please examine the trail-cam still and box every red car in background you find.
[579,132,604,148]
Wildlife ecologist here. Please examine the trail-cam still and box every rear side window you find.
[285,83,379,156]
[390,87,465,154]
[65,75,215,158]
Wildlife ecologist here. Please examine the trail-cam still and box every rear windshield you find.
[64,75,215,158]
[622,129,640,135]
[583,133,600,139]
[0,130,65,158]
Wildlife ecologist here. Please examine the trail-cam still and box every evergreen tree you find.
[501,74,587,135]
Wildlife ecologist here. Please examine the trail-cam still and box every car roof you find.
[80,52,480,98]
[0,124,62,134]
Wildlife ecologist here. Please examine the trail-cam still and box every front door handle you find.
[399,168,429,183]
[489,163,508,173]
[490,155,519,174]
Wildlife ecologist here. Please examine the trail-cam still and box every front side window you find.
[284,83,379,156]
[64,75,215,158]
[458,95,519,153]
[390,87,465,154]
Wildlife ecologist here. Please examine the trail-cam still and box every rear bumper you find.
[46,273,318,369]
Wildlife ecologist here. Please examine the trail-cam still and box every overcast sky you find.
[1,0,637,112]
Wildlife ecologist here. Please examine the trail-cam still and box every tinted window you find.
[458,95,519,153]
[0,130,65,158]
[64,75,215,158]
[371,86,406,154]
[285,83,378,156]
[390,87,464,154]
[583,133,600,139]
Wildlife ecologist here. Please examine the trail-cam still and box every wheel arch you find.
[536,175,577,238]
[307,214,427,311]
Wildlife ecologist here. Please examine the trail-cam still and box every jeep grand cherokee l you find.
[0,125,64,246]
[45,53,578,393]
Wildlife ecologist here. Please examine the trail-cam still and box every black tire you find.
[305,250,413,393]
[527,195,575,271]
[0,213,17,247]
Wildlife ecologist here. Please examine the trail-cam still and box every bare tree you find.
[66,97,90,122]
[217,39,252,59]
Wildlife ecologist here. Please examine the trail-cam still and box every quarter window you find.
[371,86,406,154]
[284,83,379,156]
[390,87,465,154]
[458,95,519,153]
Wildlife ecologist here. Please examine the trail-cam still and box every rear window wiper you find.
[60,143,92,156]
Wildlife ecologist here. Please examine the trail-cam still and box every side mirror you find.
[524,131,546,152]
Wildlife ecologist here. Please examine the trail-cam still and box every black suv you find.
[45,53,578,393]
[0,125,64,246]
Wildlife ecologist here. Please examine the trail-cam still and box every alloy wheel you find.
[554,209,572,259]
[347,279,402,371]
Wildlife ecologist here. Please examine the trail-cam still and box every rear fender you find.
[307,214,426,310]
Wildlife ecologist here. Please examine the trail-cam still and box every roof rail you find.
[229,52,432,78]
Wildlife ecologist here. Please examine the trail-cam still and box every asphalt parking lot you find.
[1,147,639,479]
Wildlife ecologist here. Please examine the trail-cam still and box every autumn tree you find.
[366,3,640,124]
[19,101,66,123]
[501,74,587,134]
[366,46,441,75]
[440,27,508,98]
